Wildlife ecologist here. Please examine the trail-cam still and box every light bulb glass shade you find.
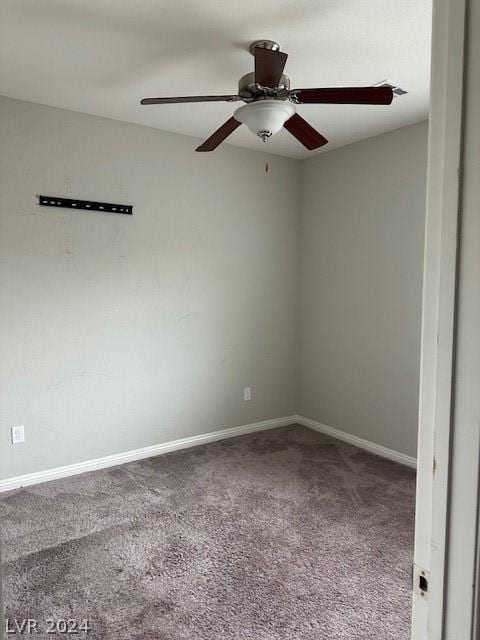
[234,100,295,138]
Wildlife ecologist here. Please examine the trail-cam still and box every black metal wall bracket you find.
[37,195,133,215]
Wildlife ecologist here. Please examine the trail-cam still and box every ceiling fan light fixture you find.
[234,100,295,140]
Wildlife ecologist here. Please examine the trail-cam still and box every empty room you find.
[6,0,479,638]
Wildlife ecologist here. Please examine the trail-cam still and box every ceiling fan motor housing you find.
[238,72,290,99]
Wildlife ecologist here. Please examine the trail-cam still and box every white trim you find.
[0,413,416,493]
[296,415,417,469]
[0,415,297,492]
[412,0,468,636]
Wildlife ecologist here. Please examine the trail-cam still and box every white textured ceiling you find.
[0,0,432,159]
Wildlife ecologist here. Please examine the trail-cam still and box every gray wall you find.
[299,122,428,457]
[0,96,299,480]
[0,96,427,481]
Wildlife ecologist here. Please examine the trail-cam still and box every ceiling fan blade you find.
[254,47,288,88]
[289,86,394,105]
[196,117,242,152]
[283,113,328,150]
[141,95,241,105]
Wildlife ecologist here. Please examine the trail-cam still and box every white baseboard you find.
[0,415,297,492]
[0,413,415,492]
[295,415,417,469]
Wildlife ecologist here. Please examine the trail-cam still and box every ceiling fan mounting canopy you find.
[248,39,281,55]
[140,40,394,152]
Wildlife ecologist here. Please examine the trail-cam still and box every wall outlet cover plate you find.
[11,425,25,444]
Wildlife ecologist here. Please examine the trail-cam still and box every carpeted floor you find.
[0,425,415,639]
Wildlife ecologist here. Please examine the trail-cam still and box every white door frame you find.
[412,0,480,638]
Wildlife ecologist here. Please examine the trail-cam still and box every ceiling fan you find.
[140,40,394,152]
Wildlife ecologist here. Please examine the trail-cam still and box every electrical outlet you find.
[243,387,252,401]
[11,425,25,444]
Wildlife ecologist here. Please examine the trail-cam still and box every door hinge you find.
[413,563,430,599]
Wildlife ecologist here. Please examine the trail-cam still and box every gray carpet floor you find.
[0,425,415,639]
